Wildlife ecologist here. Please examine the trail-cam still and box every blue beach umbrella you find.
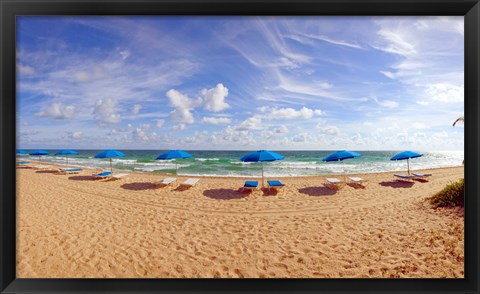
[322,150,361,180]
[55,150,79,168]
[240,150,285,188]
[156,150,193,174]
[16,149,27,155]
[390,151,423,175]
[30,150,49,161]
[95,150,126,172]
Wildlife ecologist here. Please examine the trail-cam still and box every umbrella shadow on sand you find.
[121,182,158,191]
[379,181,414,188]
[298,186,337,197]
[203,188,247,200]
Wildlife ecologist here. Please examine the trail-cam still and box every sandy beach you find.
[16,164,464,278]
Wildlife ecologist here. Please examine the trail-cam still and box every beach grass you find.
[429,178,464,208]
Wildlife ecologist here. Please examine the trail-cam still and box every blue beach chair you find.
[242,180,258,192]
[412,172,432,179]
[394,174,414,181]
[59,168,83,174]
[267,180,285,191]
[94,171,112,179]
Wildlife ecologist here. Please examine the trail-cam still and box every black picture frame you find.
[1,0,479,293]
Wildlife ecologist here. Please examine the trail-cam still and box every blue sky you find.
[16,16,464,150]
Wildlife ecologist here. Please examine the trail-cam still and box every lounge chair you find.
[242,180,258,192]
[267,180,285,191]
[412,173,432,179]
[59,168,83,174]
[94,171,112,179]
[16,161,29,165]
[349,177,366,187]
[111,173,129,180]
[180,178,199,188]
[155,177,177,187]
[394,174,414,181]
[325,177,344,189]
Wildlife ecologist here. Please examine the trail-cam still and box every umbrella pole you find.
[262,162,264,188]
[407,159,410,175]
[176,161,178,175]
[110,158,113,173]
[343,160,346,182]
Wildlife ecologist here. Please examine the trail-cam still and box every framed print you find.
[1,0,479,293]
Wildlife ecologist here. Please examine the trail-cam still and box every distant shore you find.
[17,164,464,278]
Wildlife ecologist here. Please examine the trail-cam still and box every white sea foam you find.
[195,158,220,161]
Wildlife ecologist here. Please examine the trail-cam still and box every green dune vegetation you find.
[429,178,465,208]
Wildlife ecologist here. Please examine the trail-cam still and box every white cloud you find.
[36,102,76,119]
[120,123,133,132]
[166,89,202,124]
[93,98,122,125]
[236,116,263,131]
[17,64,35,75]
[412,122,428,129]
[73,71,90,82]
[376,28,417,57]
[319,126,340,136]
[377,100,399,109]
[155,119,165,128]
[202,117,232,124]
[202,83,230,112]
[119,50,130,60]
[132,104,142,115]
[299,33,363,49]
[433,131,448,139]
[172,124,186,131]
[273,125,289,133]
[292,133,306,142]
[425,83,463,103]
[67,131,83,139]
[19,129,39,137]
[261,106,324,120]
[133,126,155,141]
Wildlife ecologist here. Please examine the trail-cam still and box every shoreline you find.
[16,165,464,278]
[20,160,464,180]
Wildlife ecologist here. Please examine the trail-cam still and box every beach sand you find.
[16,164,464,278]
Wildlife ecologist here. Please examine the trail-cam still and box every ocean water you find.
[19,150,464,178]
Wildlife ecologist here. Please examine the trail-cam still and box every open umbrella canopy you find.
[55,150,79,156]
[55,150,79,168]
[322,150,361,162]
[390,151,423,161]
[322,150,361,181]
[30,150,49,156]
[156,150,193,174]
[391,151,423,175]
[95,150,126,173]
[16,149,28,155]
[240,150,285,162]
[240,150,285,188]
[156,150,193,160]
[94,150,126,159]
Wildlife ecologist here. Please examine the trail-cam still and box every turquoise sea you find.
[19,150,464,177]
